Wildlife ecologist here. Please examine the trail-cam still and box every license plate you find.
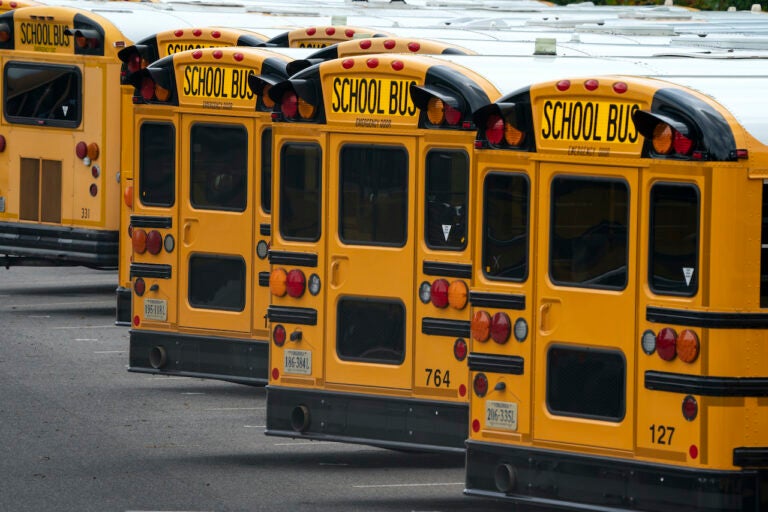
[485,400,518,431]
[143,298,167,321]
[284,349,311,375]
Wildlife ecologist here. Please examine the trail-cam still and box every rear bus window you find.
[340,145,408,246]
[139,122,175,207]
[482,172,529,281]
[188,254,246,311]
[280,143,321,241]
[649,183,700,296]
[425,150,468,250]
[550,177,629,289]
[337,298,405,364]
[190,123,247,211]
[4,62,81,127]
[547,345,625,421]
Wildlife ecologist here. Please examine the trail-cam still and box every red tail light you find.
[286,269,306,298]
[485,114,504,145]
[146,230,162,255]
[140,77,155,101]
[134,277,146,296]
[490,312,511,344]
[127,54,142,74]
[431,278,449,308]
[682,395,698,421]
[673,131,694,155]
[444,104,462,126]
[656,327,677,361]
[281,91,298,119]
[473,373,488,397]
[453,338,467,361]
[273,324,286,347]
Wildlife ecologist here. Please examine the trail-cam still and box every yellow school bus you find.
[261,53,525,452]
[465,68,768,510]
[0,5,139,269]
[126,46,297,384]
[260,25,392,49]
[115,27,271,324]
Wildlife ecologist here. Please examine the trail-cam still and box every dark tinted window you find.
[261,129,272,214]
[547,346,625,421]
[4,62,81,127]
[280,143,321,241]
[425,150,468,250]
[188,254,245,311]
[190,123,247,211]
[340,145,407,246]
[649,183,699,296]
[337,298,405,364]
[483,173,529,280]
[550,177,629,289]
[139,122,175,207]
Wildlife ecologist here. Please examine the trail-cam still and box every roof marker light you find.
[584,79,599,91]
[556,80,570,92]
[613,81,628,94]
[359,39,371,49]
[408,42,420,52]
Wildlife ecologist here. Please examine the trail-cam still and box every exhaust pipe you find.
[149,346,167,369]
[290,405,310,432]
[494,463,516,493]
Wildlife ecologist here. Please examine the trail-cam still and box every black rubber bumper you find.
[115,286,131,326]
[129,330,268,386]
[0,221,118,267]
[465,440,767,512]
[266,386,467,453]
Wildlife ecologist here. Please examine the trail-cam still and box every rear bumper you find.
[115,286,131,326]
[129,329,268,386]
[0,221,118,268]
[266,385,467,453]
[465,440,767,512]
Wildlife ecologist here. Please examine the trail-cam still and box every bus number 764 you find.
[424,368,451,388]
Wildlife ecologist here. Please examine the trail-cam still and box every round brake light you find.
[134,277,146,297]
[281,91,298,119]
[453,338,467,361]
[673,130,694,156]
[485,114,504,145]
[140,77,156,101]
[431,279,449,308]
[656,327,677,361]
[286,269,306,298]
[490,312,511,344]
[682,395,698,421]
[444,104,462,126]
[146,230,162,255]
[273,324,286,347]
[473,373,488,397]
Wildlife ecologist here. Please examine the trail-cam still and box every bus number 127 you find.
[649,424,675,445]
[424,368,451,387]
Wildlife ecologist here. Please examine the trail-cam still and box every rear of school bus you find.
[0,6,126,269]
[465,74,768,510]
[115,27,270,325]
[264,54,500,452]
[127,47,291,385]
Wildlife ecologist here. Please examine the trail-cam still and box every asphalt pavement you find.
[0,266,513,512]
